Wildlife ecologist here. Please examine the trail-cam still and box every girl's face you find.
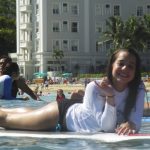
[112,51,136,90]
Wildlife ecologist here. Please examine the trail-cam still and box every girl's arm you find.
[83,80,117,132]
[100,96,117,132]
[116,85,145,135]
[128,87,145,131]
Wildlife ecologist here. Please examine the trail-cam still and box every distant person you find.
[0,55,39,100]
[56,89,66,102]
[84,78,88,88]
[44,80,49,89]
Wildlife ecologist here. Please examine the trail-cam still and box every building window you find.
[29,0,32,5]
[114,5,120,16]
[20,13,25,23]
[35,66,40,73]
[36,4,39,14]
[36,22,39,33]
[62,3,68,13]
[147,5,150,14]
[53,40,60,50]
[52,22,60,32]
[71,40,78,52]
[96,41,103,52]
[30,14,32,22]
[71,4,78,15]
[62,21,68,32]
[62,40,68,51]
[95,22,102,33]
[20,67,24,75]
[20,0,26,5]
[35,39,39,52]
[30,34,32,41]
[137,6,143,16]
[71,22,78,32]
[53,3,59,14]
[105,4,111,15]
[95,4,102,16]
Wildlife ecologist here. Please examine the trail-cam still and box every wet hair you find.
[0,55,12,72]
[107,48,141,121]
[2,62,19,77]
[0,55,12,60]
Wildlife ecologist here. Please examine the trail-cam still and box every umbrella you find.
[33,72,47,78]
[62,73,72,77]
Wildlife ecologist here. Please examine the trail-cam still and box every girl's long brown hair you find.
[107,48,141,121]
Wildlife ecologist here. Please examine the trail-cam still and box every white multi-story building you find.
[16,0,150,80]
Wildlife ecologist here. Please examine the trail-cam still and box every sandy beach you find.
[29,81,150,94]
[29,83,85,94]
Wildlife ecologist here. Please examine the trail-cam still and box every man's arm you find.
[17,77,38,100]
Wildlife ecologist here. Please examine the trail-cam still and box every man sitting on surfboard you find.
[0,48,145,135]
[0,62,20,99]
[0,55,39,100]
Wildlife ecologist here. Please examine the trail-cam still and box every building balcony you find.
[20,23,32,30]
[20,5,32,12]
[20,41,32,48]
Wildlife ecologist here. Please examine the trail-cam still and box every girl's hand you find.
[115,121,136,135]
[99,78,114,97]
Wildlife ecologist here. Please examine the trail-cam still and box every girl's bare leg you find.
[0,102,59,131]
[0,107,34,113]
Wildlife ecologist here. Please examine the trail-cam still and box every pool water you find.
[0,92,150,150]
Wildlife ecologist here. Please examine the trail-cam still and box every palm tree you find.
[143,14,150,50]
[144,14,150,32]
[102,16,125,54]
[124,16,149,52]
[101,15,150,54]
[52,49,64,72]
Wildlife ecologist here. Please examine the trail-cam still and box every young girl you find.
[0,48,145,135]
[56,89,65,102]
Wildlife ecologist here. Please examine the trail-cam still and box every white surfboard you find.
[0,129,150,143]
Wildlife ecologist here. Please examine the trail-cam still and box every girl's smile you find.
[112,51,136,91]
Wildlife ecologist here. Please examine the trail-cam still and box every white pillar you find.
[39,0,47,72]
[16,0,20,54]
[84,0,90,53]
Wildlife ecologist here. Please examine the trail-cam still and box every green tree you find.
[144,14,150,32]
[0,0,16,55]
[124,16,150,51]
[102,16,125,54]
[101,15,150,54]
[52,49,64,72]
